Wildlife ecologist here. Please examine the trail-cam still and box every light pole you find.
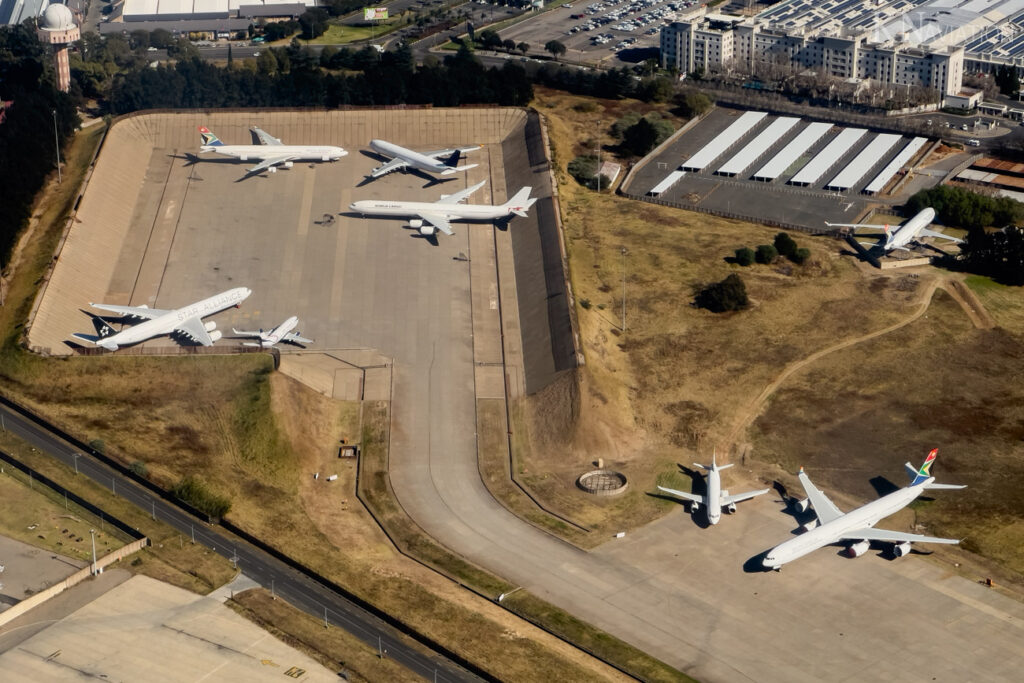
[52,109,61,184]
[596,120,602,192]
[89,529,97,574]
[72,452,81,474]
[620,247,627,333]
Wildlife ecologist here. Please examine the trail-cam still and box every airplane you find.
[825,208,962,252]
[368,139,480,179]
[232,316,313,348]
[349,180,537,237]
[763,449,965,570]
[657,453,769,525]
[197,126,347,175]
[71,287,252,351]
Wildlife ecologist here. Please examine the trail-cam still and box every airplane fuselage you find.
[200,144,346,163]
[266,316,299,345]
[370,139,451,174]
[348,200,512,223]
[886,207,936,250]
[100,287,251,348]
[763,479,930,569]
[706,469,722,525]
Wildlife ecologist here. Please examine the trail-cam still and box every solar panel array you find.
[789,128,868,187]
[716,117,801,177]
[752,122,833,182]
[863,137,927,194]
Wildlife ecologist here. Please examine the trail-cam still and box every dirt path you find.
[724,275,998,456]
[724,279,941,454]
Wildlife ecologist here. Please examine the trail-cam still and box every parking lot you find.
[498,0,690,67]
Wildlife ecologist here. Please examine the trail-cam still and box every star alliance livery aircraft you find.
[71,287,252,351]
[349,180,536,237]
[763,449,965,570]
[198,126,347,175]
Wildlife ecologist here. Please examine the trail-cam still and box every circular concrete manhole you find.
[577,469,628,496]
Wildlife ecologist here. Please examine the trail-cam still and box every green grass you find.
[964,274,1024,328]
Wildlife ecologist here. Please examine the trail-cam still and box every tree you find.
[734,247,755,266]
[755,244,778,264]
[503,39,516,53]
[636,75,673,103]
[544,40,566,59]
[695,274,749,313]
[773,232,798,259]
[791,247,811,265]
[478,29,502,50]
[955,226,1024,285]
[298,8,330,40]
[675,89,711,118]
[516,41,529,55]
[622,114,675,156]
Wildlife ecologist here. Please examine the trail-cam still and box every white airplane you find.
[825,208,962,252]
[232,316,313,348]
[657,454,769,525]
[198,126,347,175]
[763,449,965,570]
[368,139,480,178]
[349,180,537,237]
[71,287,252,351]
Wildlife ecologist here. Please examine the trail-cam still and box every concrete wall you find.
[0,537,148,628]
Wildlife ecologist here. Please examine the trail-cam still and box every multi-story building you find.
[661,4,965,96]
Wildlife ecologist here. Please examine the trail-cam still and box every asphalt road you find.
[0,400,483,683]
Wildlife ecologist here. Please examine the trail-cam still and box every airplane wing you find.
[371,158,408,178]
[656,485,704,505]
[252,127,283,145]
[797,468,845,524]
[283,332,314,344]
[721,488,770,506]
[89,303,171,321]
[231,328,262,338]
[825,222,887,231]
[248,155,298,174]
[423,145,482,158]
[175,316,216,346]
[437,179,486,204]
[417,213,454,236]
[918,228,962,244]
[838,528,960,544]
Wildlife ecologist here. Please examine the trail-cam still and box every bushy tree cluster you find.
[906,185,1024,231]
[695,273,749,313]
[733,232,809,267]
[674,88,711,118]
[995,64,1021,98]
[952,227,1024,285]
[567,155,609,190]
[0,26,79,263]
[610,111,674,156]
[533,63,668,102]
[108,43,532,112]
[170,475,232,519]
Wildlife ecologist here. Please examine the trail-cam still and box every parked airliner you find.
[763,450,964,570]
[71,287,252,351]
[657,453,768,525]
[368,139,480,178]
[233,316,313,347]
[826,208,962,252]
[198,126,347,175]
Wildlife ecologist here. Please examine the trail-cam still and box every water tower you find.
[36,2,80,93]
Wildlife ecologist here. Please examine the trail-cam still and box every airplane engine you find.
[894,542,912,558]
[283,161,293,169]
[204,321,218,332]
[409,219,435,236]
[268,166,277,173]
[792,498,810,513]
[726,503,737,514]
[689,503,700,514]
[846,540,870,558]
[209,330,223,342]
[800,519,818,533]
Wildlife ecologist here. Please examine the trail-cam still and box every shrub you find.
[792,247,811,265]
[773,232,798,259]
[755,244,778,264]
[734,247,755,266]
[170,476,232,519]
[695,273,749,313]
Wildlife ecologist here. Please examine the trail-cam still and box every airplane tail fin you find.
[909,448,938,486]
[443,149,461,167]
[504,188,536,217]
[70,333,118,351]
[198,126,224,148]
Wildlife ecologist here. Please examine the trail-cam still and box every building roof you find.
[1,0,49,26]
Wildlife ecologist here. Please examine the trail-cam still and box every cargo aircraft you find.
[71,287,252,351]
[349,180,537,237]
[825,208,962,252]
[198,126,347,175]
[233,316,313,348]
[657,453,769,525]
[368,139,480,178]
[763,449,964,570]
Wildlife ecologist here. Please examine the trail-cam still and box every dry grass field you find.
[514,89,1024,587]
